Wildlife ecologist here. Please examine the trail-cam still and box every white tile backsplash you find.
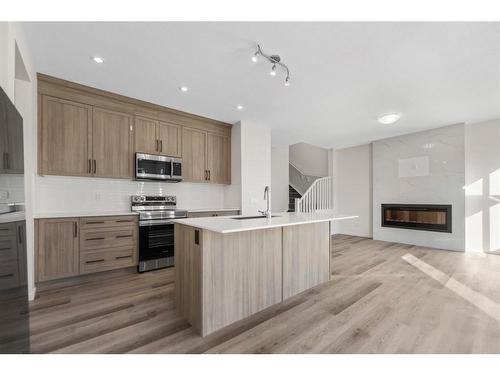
[0,174,25,203]
[34,175,231,214]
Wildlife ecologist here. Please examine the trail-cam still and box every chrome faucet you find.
[259,186,272,219]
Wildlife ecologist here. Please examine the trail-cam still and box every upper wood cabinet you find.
[135,116,181,157]
[40,96,92,177]
[92,107,133,178]
[158,121,181,157]
[182,127,207,182]
[134,116,157,154]
[39,97,133,179]
[182,128,231,184]
[37,74,231,184]
[207,133,230,184]
[36,218,80,282]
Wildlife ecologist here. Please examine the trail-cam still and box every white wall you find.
[465,119,500,253]
[289,142,329,177]
[0,22,37,300]
[372,124,465,251]
[271,146,289,213]
[236,121,272,215]
[332,144,373,237]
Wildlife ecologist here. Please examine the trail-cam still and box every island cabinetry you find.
[175,224,283,336]
[282,222,330,299]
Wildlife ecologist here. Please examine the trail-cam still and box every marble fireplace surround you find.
[372,124,465,251]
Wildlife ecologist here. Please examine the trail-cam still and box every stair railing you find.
[295,176,333,213]
[289,162,321,195]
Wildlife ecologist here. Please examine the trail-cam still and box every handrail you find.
[289,163,321,196]
[295,176,333,213]
[288,162,322,180]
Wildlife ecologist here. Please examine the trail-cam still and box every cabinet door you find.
[206,133,230,184]
[92,107,133,179]
[40,96,92,176]
[4,106,24,173]
[37,218,79,282]
[135,116,158,154]
[158,121,181,157]
[182,127,207,182]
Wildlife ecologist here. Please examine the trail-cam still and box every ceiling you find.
[23,22,500,149]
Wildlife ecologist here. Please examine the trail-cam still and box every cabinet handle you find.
[74,222,78,238]
[18,225,23,245]
[0,248,10,251]
[155,139,159,152]
[0,273,14,279]
[5,153,9,170]
[194,229,200,245]
[85,259,105,264]
[116,219,133,223]
[115,255,132,260]
[86,237,105,241]
[85,221,105,225]
[160,140,163,153]
[93,159,97,174]
[116,234,132,239]
[88,159,91,174]
[208,170,211,181]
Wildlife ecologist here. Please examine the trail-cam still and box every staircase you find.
[288,185,302,212]
[295,176,333,213]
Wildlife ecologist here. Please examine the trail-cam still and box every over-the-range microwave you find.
[135,153,182,182]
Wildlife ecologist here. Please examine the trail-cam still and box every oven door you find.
[139,221,174,263]
[135,153,172,180]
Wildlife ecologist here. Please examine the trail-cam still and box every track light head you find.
[251,51,259,63]
[285,76,291,86]
[270,64,277,76]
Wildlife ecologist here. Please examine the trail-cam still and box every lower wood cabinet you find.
[36,215,138,282]
[36,218,80,282]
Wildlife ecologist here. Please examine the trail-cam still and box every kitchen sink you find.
[231,215,280,220]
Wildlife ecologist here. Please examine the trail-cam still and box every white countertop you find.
[34,211,139,219]
[175,211,358,234]
[0,211,25,224]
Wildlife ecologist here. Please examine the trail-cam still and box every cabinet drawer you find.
[80,228,137,252]
[0,223,16,237]
[0,236,18,262]
[80,248,136,274]
[0,261,20,290]
[80,215,138,230]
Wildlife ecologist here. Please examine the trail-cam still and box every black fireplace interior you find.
[381,204,452,233]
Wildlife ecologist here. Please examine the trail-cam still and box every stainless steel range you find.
[131,195,187,272]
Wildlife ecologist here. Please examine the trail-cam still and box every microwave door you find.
[136,154,172,180]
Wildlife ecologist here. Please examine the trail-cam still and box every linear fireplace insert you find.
[381,204,452,233]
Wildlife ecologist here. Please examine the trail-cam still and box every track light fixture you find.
[252,44,291,87]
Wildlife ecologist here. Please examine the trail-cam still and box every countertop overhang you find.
[174,211,358,234]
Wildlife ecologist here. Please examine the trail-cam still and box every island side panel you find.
[174,224,202,332]
[201,227,282,336]
[283,221,330,300]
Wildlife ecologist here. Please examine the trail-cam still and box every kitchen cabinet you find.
[182,127,207,182]
[40,96,92,177]
[206,133,230,184]
[36,218,80,282]
[38,74,231,184]
[0,98,24,174]
[39,97,133,179]
[35,215,138,283]
[135,116,181,157]
[92,107,133,178]
[182,128,231,184]
[0,223,20,290]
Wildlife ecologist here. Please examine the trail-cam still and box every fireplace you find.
[381,204,452,233]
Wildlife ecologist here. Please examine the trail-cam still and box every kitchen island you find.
[174,211,356,336]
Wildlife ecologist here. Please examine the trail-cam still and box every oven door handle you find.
[139,220,179,226]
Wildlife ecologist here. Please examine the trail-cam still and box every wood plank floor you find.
[26,235,500,353]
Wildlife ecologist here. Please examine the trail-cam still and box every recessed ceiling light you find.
[179,86,189,92]
[236,105,244,111]
[270,64,277,77]
[92,56,104,64]
[377,112,401,125]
